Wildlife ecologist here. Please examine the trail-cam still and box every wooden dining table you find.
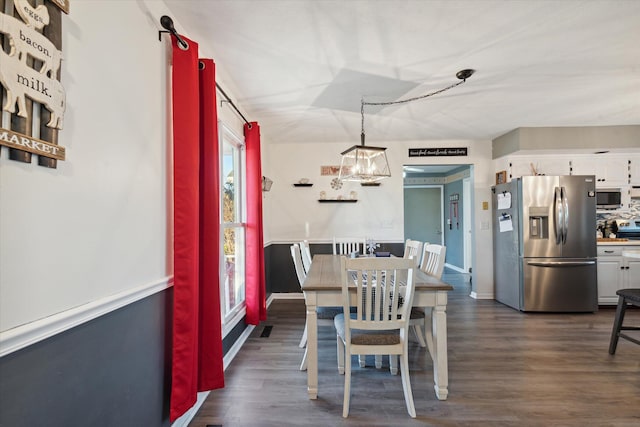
[301,254,454,401]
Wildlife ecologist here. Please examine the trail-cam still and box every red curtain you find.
[244,122,267,325]
[197,59,225,392]
[170,38,224,422]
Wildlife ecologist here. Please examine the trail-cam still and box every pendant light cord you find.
[360,69,474,144]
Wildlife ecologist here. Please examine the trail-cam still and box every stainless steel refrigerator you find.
[492,175,598,312]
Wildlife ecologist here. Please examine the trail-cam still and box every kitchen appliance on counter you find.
[492,175,597,312]
[614,218,640,240]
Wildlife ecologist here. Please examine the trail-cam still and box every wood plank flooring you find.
[190,273,640,426]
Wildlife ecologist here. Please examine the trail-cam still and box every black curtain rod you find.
[159,15,252,127]
[215,83,251,127]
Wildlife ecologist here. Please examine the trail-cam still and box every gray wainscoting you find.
[264,242,405,294]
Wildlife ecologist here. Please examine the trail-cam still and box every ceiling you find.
[163,0,640,146]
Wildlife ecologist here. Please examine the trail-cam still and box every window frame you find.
[219,122,247,333]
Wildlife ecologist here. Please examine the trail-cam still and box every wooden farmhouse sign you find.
[0,0,67,167]
[408,147,468,157]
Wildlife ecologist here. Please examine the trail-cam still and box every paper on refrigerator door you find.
[499,214,513,232]
[497,192,511,209]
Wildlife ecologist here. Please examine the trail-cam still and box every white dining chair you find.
[334,257,417,418]
[291,243,341,371]
[412,244,447,359]
[333,236,373,368]
[300,240,313,274]
[403,239,423,267]
[405,240,427,347]
[332,237,367,256]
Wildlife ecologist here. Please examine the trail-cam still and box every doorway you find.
[403,165,473,275]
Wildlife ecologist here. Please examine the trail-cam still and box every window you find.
[220,124,246,323]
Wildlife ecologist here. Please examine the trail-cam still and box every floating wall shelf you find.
[318,199,357,203]
[293,183,313,187]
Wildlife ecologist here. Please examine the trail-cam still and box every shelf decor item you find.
[331,177,343,190]
[294,177,313,187]
[366,238,380,255]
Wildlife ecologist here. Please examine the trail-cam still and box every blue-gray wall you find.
[444,179,465,268]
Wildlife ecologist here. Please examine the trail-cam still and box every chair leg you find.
[399,351,416,418]
[337,336,345,374]
[299,321,308,348]
[609,296,627,355]
[411,324,427,347]
[299,347,308,371]
[375,355,382,369]
[389,354,398,375]
[343,350,352,417]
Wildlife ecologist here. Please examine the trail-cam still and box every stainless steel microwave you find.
[596,188,622,209]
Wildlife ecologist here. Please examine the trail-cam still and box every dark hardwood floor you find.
[190,273,640,426]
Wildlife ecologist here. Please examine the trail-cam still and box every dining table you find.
[301,254,454,401]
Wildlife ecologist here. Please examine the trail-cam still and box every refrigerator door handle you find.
[561,186,569,244]
[554,187,563,244]
[527,260,596,267]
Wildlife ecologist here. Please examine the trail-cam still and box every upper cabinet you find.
[497,153,638,187]
[629,155,640,186]
[570,155,630,187]
[505,156,570,181]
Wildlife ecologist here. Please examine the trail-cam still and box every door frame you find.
[463,177,472,272]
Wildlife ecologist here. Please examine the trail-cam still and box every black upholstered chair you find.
[608,289,640,354]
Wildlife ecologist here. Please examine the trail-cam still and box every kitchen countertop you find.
[597,239,640,246]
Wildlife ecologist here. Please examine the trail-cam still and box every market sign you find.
[0,128,65,160]
[409,148,468,157]
[0,0,67,166]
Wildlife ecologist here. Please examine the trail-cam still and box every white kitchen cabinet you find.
[506,156,569,180]
[597,245,640,305]
[507,157,535,180]
[535,158,570,176]
[572,156,630,187]
[629,155,640,185]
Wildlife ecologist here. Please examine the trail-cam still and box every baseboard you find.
[444,263,466,273]
[271,292,304,300]
[470,291,494,300]
[0,276,172,357]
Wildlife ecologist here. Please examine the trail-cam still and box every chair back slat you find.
[333,237,367,255]
[290,244,306,286]
[300,240,313,273]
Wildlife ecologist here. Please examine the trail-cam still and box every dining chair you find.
[332,237,367,256]
[291,243,341,371]
[608,288,640,354]
[334,256,417,418]
[406,240,428,348]
[411,244,447,359]
[403,239,423,267]
[300,240,313,274]
[333,236,373,368]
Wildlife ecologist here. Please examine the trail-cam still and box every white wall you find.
[0,1,178,332]
[262,139,495,298]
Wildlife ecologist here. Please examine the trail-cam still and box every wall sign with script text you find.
[408,148,468,157]
[0,0,68,167]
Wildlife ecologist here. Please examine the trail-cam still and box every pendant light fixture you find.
[339,69,475,183]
